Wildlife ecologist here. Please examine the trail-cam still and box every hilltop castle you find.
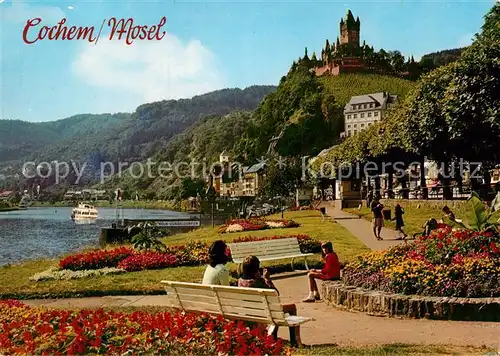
[312,10,417,77]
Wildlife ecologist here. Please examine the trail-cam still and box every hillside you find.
[236,66,417,163]
[0,86,275,191]
[99,111,253,200]
[320,73,416,106]
[419,48,464,70]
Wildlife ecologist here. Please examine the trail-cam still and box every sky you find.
[0,0,495,122]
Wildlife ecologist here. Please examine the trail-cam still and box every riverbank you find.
[0,207,20,212]
[31,200,178,210]
[0,210,369,299]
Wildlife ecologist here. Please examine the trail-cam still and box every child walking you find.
[394,204,408,240]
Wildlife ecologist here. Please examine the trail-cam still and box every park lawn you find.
[0,211,369,299]
[345,204,467,237]
[297,343,493,355]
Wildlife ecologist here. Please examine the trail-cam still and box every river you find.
[0,207,189,266]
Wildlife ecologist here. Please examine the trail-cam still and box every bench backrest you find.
[228,238,301,263]
[161,280,286,325]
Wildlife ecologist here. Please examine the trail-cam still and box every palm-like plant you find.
[444,192,500,232]
[131,222,167,252]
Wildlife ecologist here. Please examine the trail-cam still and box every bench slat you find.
[219,297,283,312]
[162,281,278,296]
[166,286,216,297]
[164,289,217,304]
[221,305,286,322]
[218,292,280,304]
[172,300,221,313]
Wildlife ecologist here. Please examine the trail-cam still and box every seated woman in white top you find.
[202,240,230,286]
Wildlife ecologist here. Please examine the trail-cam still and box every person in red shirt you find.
[303,241,340,302]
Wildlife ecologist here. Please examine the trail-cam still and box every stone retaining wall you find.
[322,281,500,321]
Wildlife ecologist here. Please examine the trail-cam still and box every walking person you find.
[393,204,408,240]
[302,241,340,302]
[371,195,384,240]
[366,188,373,208]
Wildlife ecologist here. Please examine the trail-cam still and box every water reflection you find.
[0,207,188,265]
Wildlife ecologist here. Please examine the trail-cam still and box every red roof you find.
[0,191,14,197]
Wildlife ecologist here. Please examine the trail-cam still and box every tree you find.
[259,159,298,200]
[179,178,205,200]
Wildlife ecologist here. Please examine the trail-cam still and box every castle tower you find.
[339,10,360,48]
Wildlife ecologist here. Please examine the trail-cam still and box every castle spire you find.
[345,9,356,26]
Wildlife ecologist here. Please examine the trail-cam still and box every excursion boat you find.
[71,202,98,221]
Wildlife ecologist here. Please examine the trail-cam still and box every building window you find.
[352,105,356,110]
[361,124,365,128]
[363,104,367,109]
[347,114,351,119]
[353,114,357,119]
[354,124,357,128]
[360,113,365,118]
[347,130,351,136]
[354,130,357,134]
[374,112,379,117]
[367,112,372,117]
[347,124,351,129]
[368,122,372,126]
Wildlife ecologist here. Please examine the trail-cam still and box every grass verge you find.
[295,343,494,355]
[0,211,369,299]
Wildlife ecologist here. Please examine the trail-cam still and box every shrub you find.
[0,301,288,355]
[57,235,321,273]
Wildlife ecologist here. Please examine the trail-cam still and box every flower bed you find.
[49,235,320,277]
[0,300,288,355]
[343,226,500,297]
[59,246,134,271]
[218,219,300,233]
[29,267,125,281]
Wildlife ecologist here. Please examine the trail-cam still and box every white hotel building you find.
[341,92,398,137]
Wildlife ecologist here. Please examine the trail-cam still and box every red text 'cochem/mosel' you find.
[23,17,167,45]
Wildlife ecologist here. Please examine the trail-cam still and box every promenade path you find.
[23,275,500,348]
[18,205,500,348]
[319,202,405,251]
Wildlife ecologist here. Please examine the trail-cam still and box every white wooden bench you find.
[228,237,314,271]
[161,280,314,346]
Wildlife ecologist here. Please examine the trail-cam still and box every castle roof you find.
[342,10,359,27]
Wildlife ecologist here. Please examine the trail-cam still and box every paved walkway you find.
[320,202,404,251]
[22,275,500,348]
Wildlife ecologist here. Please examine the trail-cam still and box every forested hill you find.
[0,86,275,189]
[419,48,464,70]
[235,67,417,163]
